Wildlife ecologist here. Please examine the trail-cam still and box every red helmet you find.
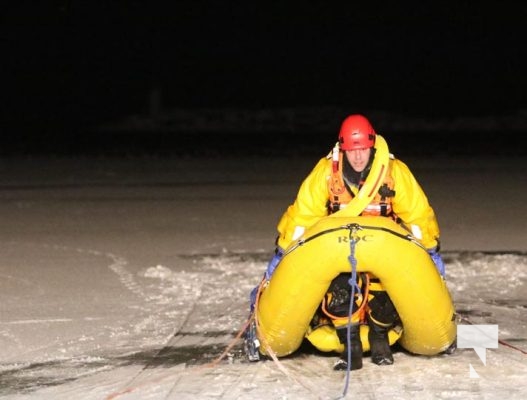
[338,114,376,150]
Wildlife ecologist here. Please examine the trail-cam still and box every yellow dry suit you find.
[275,135,441,329]
[276,135,440,251]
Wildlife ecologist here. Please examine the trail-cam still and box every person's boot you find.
[367,315,394,365]
[333,324,363,371]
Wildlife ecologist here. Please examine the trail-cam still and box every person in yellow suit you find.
[250,114,445,371]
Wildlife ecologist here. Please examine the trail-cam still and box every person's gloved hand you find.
[428,248,445,278]
[264,247,284,280]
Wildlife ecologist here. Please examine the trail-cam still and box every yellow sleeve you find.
[276,157,331,249]
[390,159,440,249]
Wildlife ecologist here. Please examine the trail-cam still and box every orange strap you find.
[321,273,370,323]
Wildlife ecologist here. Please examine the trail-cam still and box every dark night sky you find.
[3,2,527,155]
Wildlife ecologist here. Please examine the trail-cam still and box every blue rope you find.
[339,234,361,398]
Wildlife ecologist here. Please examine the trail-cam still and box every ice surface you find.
[0,155,526,399]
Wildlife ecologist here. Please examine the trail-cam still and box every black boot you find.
[367,315,394,366]
[333,324,363,371]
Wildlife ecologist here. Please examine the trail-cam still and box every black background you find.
[3,2,527,156]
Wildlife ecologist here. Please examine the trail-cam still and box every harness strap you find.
[321,273,370,323]
[329,135,391,218]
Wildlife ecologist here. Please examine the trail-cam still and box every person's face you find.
[345,148,371,173]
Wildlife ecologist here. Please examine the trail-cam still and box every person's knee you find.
[368,290,397,326]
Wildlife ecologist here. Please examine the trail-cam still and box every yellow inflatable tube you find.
[256,215,456,357]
